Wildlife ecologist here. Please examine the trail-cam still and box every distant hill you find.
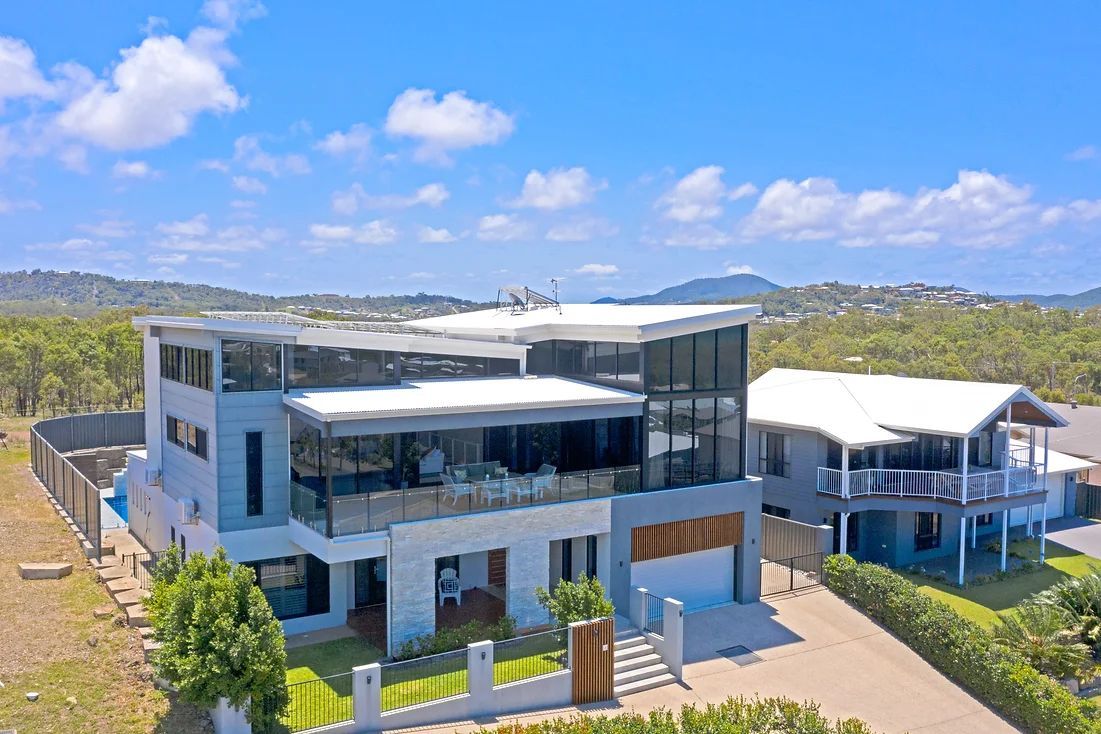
[618,274,783,304]
[0,270,483,317]
[997,286,1101,309]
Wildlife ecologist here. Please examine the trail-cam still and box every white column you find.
[1000,509,1009,571]
[467,640,494,718]
[841,446,850,499]
[661,597,685,679]
[961,435,970,504]
[629,586,647,631]
[958,516,967,586]
[1026,506,1033,538]
[1041,427,1050,562]
[971,515,977,549]
[1003,403,1013,498]
[353,663,381,730]
[839,512,849,555]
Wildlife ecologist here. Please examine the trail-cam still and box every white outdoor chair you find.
[480,479,509,506]
[530,474,552,499]
[509,477,534,502]
[438,568,461,607]
[440,474,474,505]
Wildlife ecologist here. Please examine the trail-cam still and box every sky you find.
[3,2,1101,302]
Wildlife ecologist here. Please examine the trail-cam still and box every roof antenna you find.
[550,278,559,307]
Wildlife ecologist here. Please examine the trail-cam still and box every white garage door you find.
[1009,472,1066,526]
[631,546,735,610]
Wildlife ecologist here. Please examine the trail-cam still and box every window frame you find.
[758,431,792,478]
[914,512,942,551]
[245,431,264,517]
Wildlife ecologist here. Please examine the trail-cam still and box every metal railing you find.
[492,628,569,686]
[291,465,642,538]
[125,549,169,590]
[254,673,354,733]
[380,648,468,712]
[642,592,664,637]
[761,552,824,596]
[816,465,1041,504]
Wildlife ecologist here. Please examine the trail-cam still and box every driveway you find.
[395,589,1017,734]
[1046,516,1101,558]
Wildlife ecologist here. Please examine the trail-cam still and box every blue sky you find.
[3,2,1101,302]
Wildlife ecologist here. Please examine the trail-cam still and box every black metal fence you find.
[253,673,354,733]
[125,549,169,590]
[492,628,569,686]
[642,592,665,636]
[760,552,824,597]
[380,648,467,711]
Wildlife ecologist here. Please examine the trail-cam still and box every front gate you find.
[570,617,614,704]
[760,552,824,597]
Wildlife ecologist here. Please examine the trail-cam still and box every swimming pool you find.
[105,494,128,523]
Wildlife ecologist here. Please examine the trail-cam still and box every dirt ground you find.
[0,416,210,733]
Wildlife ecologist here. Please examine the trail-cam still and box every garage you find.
[631,545,735,609]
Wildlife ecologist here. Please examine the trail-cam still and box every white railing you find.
[817,465,1040,503]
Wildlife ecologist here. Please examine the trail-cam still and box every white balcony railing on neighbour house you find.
[817,464,1040,503]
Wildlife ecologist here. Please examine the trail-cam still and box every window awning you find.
[284,375,645,435]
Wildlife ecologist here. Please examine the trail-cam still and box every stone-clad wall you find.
[388,498,612,646]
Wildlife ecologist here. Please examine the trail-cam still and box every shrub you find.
[994,603,1094,680]
[534,573,615,625]
[824,554,1101,734]
[395,615,517,661]
[484,696,875,734]
[147,545,288,729]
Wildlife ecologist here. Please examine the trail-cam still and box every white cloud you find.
[55,30,243,150]
[148,252,188,265]
[738,169,1037,248]
[309,223,354,240]
[154,222,282,253]
[233,134,310,176]
[232,175,267,194]
[157,213,210,237]
[25,236,134,262]
[200,0,267,31]
[315,123,371,162]
[1040,199,1101,226]
[662,224,733,248]
[545,217,619,242]
[199,158,230,172]
[656,165,754,223]
[0,36,54,106]
[385,88,514,164]
[309,220,397,245]
[1066,145,1097,162]
[76,219,134,238]
[476,213,529,242]
[509,167,606,210]
[57,145,88,173]
[0,195,41,214]
[574,263,619,276]
[723,263,755,275]
[197,255,240,268]
[111,159,157,179]
[417,226,457,243]
[331,182,450,214]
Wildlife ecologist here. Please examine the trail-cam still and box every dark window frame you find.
[246,431,264,517]
[166,413,208,461]
[915,512,942,551]
[222,340,284,393]
[758,431,792,478]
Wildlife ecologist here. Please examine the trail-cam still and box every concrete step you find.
[614,662,670,687]
[614,634,647,649]
[126,604,149,627]
[142,637,162,662]
[115,588,150,607]
[614,672,676,698]
[92,556,124,569]
[100,539,116,556]
[139,626,156,639]
[106,576,139,594]
[615,627,642,641]
[614,652,663,673]
[97,565,130,582]
[613,642,653,662]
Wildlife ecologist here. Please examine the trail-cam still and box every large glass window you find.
[246,431,264,517]
[166,414,207,460]
[914,512,941,551]
[715,396,743,481]
[644,326,747,394]
[402,353,489,379]
[758,431,792,477]
[320,347,358,386]
[289,345,394,388]
[161,343,213,391]
[693,398,717,483]
[222,340,283,392]
[594,342,617,378]
[527,342,554,374]
[645,339,671,393]
[617,343,641,382]
[246,554,329,620]
[647,400,672,489]
[716,326,745,389]
[487,358,521,376]
[670,399,694,485]
[670,335,694,392]
[694,331,716,390]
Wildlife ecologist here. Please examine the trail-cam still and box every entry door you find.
[354,558,387,607]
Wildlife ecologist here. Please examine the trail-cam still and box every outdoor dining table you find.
[468,472,530,504]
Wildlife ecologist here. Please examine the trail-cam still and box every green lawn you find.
[274,632,566,732]
[915,538,1101,628]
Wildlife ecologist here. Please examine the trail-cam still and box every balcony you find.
[290,465,641,538]
[816,464,1040,504]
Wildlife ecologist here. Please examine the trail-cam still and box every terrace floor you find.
[436,587,506,631]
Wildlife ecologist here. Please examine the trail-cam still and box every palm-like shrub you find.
[1033,572,1101,651]
[994,604,1093,681]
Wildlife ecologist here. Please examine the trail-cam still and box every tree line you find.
[0,309,144,416]
[750,302,1101,403]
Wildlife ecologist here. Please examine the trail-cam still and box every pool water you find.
[105,494,128,523]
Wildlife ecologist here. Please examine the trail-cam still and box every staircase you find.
[613,627,675,697]
[92,553,158,661]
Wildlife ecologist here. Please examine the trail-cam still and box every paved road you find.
[392,589,1017,734]
[1046,516,1101,558]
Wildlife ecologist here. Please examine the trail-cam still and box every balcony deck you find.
[817,464,1041,504]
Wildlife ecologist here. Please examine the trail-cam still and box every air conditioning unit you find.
[178,498,200,525]
[145,468,162,486]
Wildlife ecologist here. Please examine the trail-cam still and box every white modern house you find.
[126,295,762,655]
[748,368,1092,585]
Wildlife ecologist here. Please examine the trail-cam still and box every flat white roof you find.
[284,375,644,422]
[750,368,1067,442]
[408,303,760,342]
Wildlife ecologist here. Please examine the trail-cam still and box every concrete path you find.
[387,589,1017,734]
[1045,516,1101,558]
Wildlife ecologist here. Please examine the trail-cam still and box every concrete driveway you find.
[1046,516,1101,558]
[395,589,1017,734]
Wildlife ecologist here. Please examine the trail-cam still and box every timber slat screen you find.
[1078,484,1101,520]
[631,512,744,562]
[570,618,614,704]
[30,411,145,560]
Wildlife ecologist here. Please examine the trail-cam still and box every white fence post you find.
[209,698,249,734]
[661,598,684,679]
[353,663,382,731]
[629,586,647,630]
[467,640,495,717]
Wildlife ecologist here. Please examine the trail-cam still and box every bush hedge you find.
[824,554,1100,734]
[486,696,875,734]
[395,615,517,661]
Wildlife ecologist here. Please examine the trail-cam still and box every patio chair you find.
[480,479,509,506]
[440,474,474,505]
[438,568,461,607]
[530,473,552,499]
[524,463,557,479]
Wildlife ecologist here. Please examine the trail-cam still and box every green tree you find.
[534,574,614,625]
[147,545,288,727]
[993,603,1093,681]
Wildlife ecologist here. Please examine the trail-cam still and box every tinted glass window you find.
[487,358,521,376]
[292,345,320,387]
[694,331,716,390]
[716,326,745,389]
[716,396,742,480]
[400,353,423,378]
[646,400,671,488]
[617,343,641,382]
[556,341,586,375]
[670,335,694,391]
[527,342,554,374]
[670,399,694,485]
[246,431,264,517]
[320,347,358,386]
[693,398,717,483]
[645,339,670,392]
[595,343,617,378]
[250,342,282,391]
[221,341,251,392]
[357,350,389,384]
